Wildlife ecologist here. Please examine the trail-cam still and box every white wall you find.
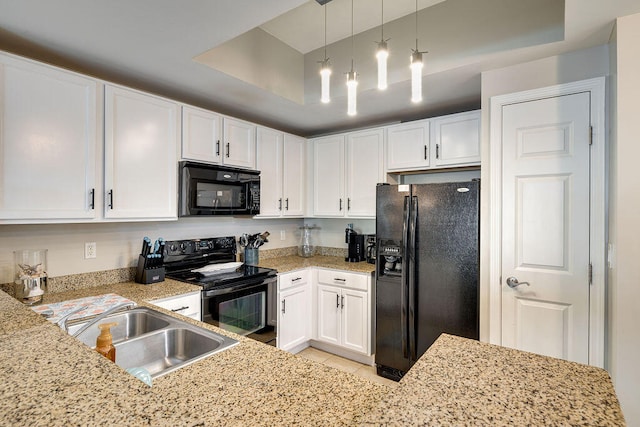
[608,12,640,426]
[479,44,610,343]
[305,218,375,248]
[0,217,303,282]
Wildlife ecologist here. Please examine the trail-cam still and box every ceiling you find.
[0,0,639,137]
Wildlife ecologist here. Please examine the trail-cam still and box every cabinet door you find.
[432,110,480,167]
[316,284,341,346]
[313,136,345,217]
[223,117,256,169]
[278,284,310,352]
[181,105,222,163]
[282,134,306,217]
[386,120,430,171]
[0,54,98,221]
[104,85,178,220]
[150,291,201,321]
[346,129,383,217]
[341,288,369,354]
[256,127,283,217]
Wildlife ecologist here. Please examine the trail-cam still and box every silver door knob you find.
[506,276,530,288]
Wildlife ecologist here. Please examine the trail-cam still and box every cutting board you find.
[31,293,135,324]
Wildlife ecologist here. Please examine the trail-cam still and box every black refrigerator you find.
[375,181,479,381]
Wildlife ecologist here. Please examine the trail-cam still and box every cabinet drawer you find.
[279,269,310,291]
[150,291,201,320]
[317,269,368,291]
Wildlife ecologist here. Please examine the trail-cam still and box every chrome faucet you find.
[71,302,136,339]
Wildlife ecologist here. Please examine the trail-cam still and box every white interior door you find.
[501,92,591,364]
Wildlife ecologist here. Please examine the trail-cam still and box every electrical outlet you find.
[280,230,286,241]
[84,242,97,259]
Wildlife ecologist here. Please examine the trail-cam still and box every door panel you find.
[316,285,340,345]
[501,92,590,364]
[342,289,367,353]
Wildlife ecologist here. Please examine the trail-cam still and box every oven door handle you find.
[202,278,274,298]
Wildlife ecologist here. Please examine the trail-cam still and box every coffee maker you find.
[365,235,376,264]
[345,224,365,262]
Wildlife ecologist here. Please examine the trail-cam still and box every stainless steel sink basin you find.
[67,306,238,379]
[67,307,171,347]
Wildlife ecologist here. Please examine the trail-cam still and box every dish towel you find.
[31,293,135,324]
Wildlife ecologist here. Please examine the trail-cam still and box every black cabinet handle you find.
[292,277,302,282]
[285,198,289,210]
[336,294,340,308]
[108,190,113,209]
[424,145,427,160]
[347,198,351,211]
[436,144,440,159]
[339,199,343,211]
[89,189,95,210]
[216,140,220,157]
[282,299,286,314]
[171,306,189,313]
[226,142,230,158]
[334,278,346,282]
[278,198,282,211]
[341,295,344,309]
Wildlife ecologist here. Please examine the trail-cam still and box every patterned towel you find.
[31,293,135,324]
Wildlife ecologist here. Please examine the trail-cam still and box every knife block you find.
[135,255,165,285]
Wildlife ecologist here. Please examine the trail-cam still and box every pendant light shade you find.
[376,41,388,91]
[410,51,423,103]
[320,59,331,103]
[346,69,358,116]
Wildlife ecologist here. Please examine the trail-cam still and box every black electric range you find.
[164,237,277,345]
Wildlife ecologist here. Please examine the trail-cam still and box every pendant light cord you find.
[324,4,327,60]
[381,0,384,40]
[415,0,418,51]
[351,0,354,72]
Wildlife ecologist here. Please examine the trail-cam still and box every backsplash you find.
[1,246,347,296]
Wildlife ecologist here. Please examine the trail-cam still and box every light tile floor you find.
[297,347,398,387]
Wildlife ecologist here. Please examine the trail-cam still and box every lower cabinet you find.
[316,277,369,355]
[149,290,201,321]
[277,270,311,352]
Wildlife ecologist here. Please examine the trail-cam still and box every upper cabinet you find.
[181,105,222,164]
[0,53,99,221]
[312,129,383,218]
[104,85,179,220]
[386,110,480,172]
[386,120,430,171]
[431,110,481,167]
[181,107,256,169]
[256,128,306,218]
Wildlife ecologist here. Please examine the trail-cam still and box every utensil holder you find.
[135,255,165,285]
[244,248,259,266]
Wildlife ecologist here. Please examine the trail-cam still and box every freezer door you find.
[375,184,409,243]
[411,181,480,358]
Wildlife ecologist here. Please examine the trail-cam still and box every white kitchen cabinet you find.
[315,269,371,355]
[313,135,345,217]
[0,52,100,221]
[432,110,481,167]
[312,129,383,218]
[256,128,305,217]
[277,270,311,352]
[386,120,430,172]
[150,290,201,321]
[104,85,179,220]
[181,105,222,164]
[223,117,256,169]
[345,128,384,217]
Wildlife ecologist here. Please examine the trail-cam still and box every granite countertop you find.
[259,255,376,274]
[0,274,625,426]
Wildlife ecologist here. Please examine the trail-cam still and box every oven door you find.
[201,277,276,337]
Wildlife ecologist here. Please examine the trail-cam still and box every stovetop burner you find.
[163,237,276,290]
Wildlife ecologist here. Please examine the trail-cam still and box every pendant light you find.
[410,0,427,103]
[375,0,388,91]
[319,3,331,104]
[346,0,357,116]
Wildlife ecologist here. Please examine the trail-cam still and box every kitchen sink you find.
[67,306,238,379]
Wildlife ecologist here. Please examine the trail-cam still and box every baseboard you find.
[309,340,375,366]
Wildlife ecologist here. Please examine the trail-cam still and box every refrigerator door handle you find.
[408,195,418,362]
[401,195,410,359]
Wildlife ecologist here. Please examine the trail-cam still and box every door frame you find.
[488,77,606,367]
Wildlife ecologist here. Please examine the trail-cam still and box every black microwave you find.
[179,162,260,216]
